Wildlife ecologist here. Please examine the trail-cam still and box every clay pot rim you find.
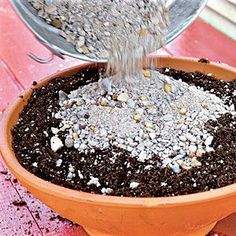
[0,56,236,208]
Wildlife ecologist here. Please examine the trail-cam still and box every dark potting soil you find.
[159,67,236,108]
[12,200,27,207]
[12,67,236,197]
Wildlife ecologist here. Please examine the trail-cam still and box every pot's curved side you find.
[0,56,236,236]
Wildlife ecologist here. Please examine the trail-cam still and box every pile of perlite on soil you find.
[12,65,236,197]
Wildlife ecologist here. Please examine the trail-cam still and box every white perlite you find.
[51,70,234,173]
[50,136,64,152]
[101,187,113,195]
[56,159,63,167]
[130,182,140,189]
[87,177,101,187]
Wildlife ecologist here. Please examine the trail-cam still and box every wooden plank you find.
[0,74,87,234]
[166,18,236,67]
[12,181,88,235]
[0,156,42,236]
[0,58,23,112]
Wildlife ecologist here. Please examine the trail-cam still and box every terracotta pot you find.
[0,56,236,236]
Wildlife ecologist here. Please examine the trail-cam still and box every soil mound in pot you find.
[12,67,236,197]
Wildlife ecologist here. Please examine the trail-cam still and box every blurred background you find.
[201,0,236,40]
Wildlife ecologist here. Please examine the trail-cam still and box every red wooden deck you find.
[0,0,236,235]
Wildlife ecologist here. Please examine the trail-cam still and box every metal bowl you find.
[10,0,207,63]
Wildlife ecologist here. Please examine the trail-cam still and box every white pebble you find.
[32,162,38,167]
[127,146,133,152]
[144,165,153,170]
[80,143,88,150]
[117,92,129,102]
[186,134,197,143]
[127,99,135,109]
[204,135,214,146]
[67,172,74,179]
[54,113,61,119]
[56,159,63,167]
[100,128,108,137]
[130,182,139,189]
[74,142,81,149]
[181,125,188,130]
[179,136,187,142]
[51,127,60,135]
[188,145,197,153]
[65,136,74,148]
[78,170,84,179]
[206,146,214,152]
[169,162,181,174]
[50,136,64,152]
[137,151,147,162]
[101,187,113,195]
[135,108,144,114]
[89,140,99,147]
[149,133,156,140]
[73,124,80,132]
[43,131,49,137]
[162,158,172,167]
[68,165,75,173]
[87,177,101,187]
[172,145,180,151]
